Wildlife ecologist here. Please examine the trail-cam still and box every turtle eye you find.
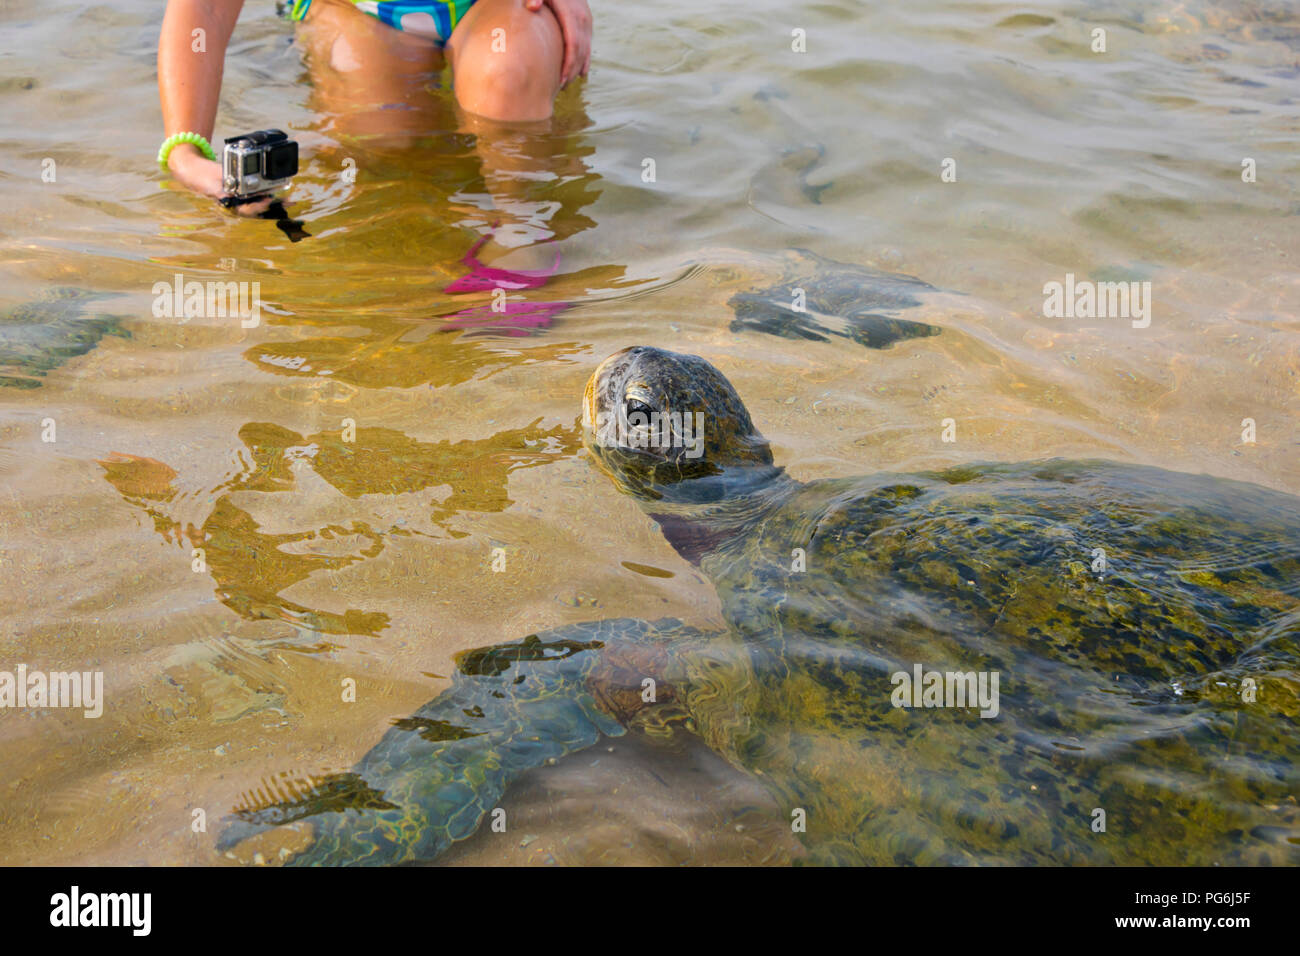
[625,398,655,423]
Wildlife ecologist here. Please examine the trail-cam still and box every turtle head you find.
[583,347,781,506]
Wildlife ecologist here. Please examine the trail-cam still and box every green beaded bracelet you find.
[157,132,216,170]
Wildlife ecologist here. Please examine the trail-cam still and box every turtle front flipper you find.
[0,287,129,389]
[221,617,707,866]
[727,249,941,351]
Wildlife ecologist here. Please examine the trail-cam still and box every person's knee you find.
[474,46,548,100]
[452,3,562,119]
[329,35,364,72]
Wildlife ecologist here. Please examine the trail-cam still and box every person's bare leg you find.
[440,0,569,269]
[298,0,447,144]
[446,0,564,122]
[300,0,575,274]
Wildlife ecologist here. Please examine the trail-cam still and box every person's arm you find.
[159,0,270,210]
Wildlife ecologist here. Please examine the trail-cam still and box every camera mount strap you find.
[218,195,311,242]
[260,201,311,243]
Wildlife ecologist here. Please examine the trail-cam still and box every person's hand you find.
[167,144,274,217]
[526,0,591,88]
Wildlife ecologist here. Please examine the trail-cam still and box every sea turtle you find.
[222,347,1300,865]
[0,287,129,389]
[727,249,942,350]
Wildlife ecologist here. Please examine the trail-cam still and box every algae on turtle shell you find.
[0,287,129,388]
[224,347,1300,866]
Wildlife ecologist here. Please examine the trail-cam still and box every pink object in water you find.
[444,231,563,294]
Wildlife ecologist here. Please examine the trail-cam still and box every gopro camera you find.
[222,129,298,200]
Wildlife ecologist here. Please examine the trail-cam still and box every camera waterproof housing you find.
[222,129,298,199]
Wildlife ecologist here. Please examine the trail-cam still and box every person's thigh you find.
[298,0,447,140]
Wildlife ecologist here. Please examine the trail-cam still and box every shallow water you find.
[0,0,1297,865]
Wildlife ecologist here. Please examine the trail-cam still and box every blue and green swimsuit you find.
[285,0,477,45]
